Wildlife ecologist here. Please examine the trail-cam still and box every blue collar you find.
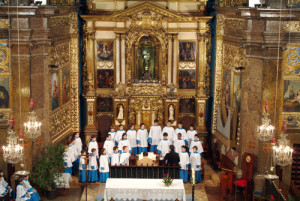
[153,125,159,127]
[122,152,128,154]
[75,137,79,139]
[103,154,106,156]
[178,139,182,140]
[23,179,28,181]
[118,130,124,131]
[18,184,23,186]
[182,151,187,153]
[122,139,127,141]
[129,129,135,131]
[140,129,145,130]
[189,130,195,131]
[109,131,115,133]
[113,152,118,154]
[68,146,71,148]
[64,151,67,153]
[194,152,199,154]
[89,153,93,156]
[166,126,172,128]
[163,139,168,141]
[91,140,95,142]
[194,140,199,142]
[106,139,111,141]
[178,128,183,129]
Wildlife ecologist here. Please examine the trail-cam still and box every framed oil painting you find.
[62,68,70,104]
[222,70,231,107]
[284,115,300,129]
[179,98,195,113]
[51,72,59,110]
[283,80,300,112]
[96,69,114,88]
[0,77,9,109]
[179,70,196,89]
[97,97,113,112]
[96,41,114,61]
[179,42,196,62]
[0,43,9,73]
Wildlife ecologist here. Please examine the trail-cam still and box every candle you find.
[192,168,195,185]
[265,102,269,112]
[30,98,34,109]
[19,131,23,139]
[10,116,14,128]
[282,121,287,132]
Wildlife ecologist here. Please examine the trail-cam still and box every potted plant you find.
[30,143,65,200]
[162,173,173,187]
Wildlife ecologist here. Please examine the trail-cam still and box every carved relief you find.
[49,16,69,27]
[49,0,75,5]
[51,103,72,140]
[283,21,300,32]
[223,43,245,69]
[127,84,167,96]
[225,18,247,31]
[97,61,114,69]
[178,62,196,70]
[50,42,70,68]
[87,102,94,125]
[0,19,9,28]
[0,43,9,72]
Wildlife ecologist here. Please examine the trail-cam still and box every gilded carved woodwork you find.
[127,84,167,96]
[224,18,247,31]
[0,19,9,28]
[218,0,247,7]
[0,42,9,73]
[49,16,69,27]
[97,61,114,69]
[283,21,300,32]
[50,42,70,68]
[178,62,196,70]
[81,21,89,95]
[223,43,245,69]
[48,0,75,5]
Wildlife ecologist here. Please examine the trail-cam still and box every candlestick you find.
[265,102,269,112]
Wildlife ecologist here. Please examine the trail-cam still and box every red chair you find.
[234,152,255,200]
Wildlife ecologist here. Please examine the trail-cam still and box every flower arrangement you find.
[162,173,173,187]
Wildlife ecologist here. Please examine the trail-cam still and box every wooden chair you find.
[234,152,255,200]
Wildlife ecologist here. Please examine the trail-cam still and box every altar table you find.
[104,178,186,201]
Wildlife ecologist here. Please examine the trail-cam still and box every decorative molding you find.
[51,103,72,140]
[127,84,167,96]
[178,62,196,70]
[225,18,247,31]
[48,0,75,5]
[223,43,245,69]
[97,61,114,69]
[0,42,9,73]
[50,42,70,68]
[87,101,94,125]
[283,21,300,32]
[49,16,69,27]
[0,19,9,28]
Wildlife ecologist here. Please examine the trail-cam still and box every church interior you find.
[0,0,299,200]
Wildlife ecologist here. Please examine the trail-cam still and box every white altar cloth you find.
[104,178,186,201]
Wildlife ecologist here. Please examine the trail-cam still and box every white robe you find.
[174,128,187,141]
[0,178,8,196]
[67,146,76,162]
[120,152,130,166]
[88,155,98,170]
[114,130,125,144]
[157,139,171,157]
[72,144,78,160]
[23,179,33,193]
[173,139,185,153]
[103,140,115,158]
[127,129,137,148]
[0,184,6,196]
[79,156,86,170]
[149,125,162,146]
[187,130,197,147]
[64,152,72,168]
[111,153,120,166]
[190,140,204,154]
[137,129,148,148]
[179,152,190,170]
[88,141,99,157]
[162,126,175,143]
[16,184,30,201]
[108,131,116,142]
[190,152,201,171]
[74,137,83,156]
[118,139,131,153]
[99,155,109,173]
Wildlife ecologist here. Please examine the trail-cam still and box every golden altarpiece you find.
[81,1,212,141]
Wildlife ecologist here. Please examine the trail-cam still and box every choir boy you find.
[74,132,83,158]
[103,134,114,161]
[79,150,88,183]
[118,133,131,154]
[162,120,175,143]
[189,134,204,155]
[179,146,189,183]
[23,175,41,201]
[137,123,149,154]
[108,126,116,143]
[127,124,138,156]
[71,137,79,173]
[88,136,99,158]
[120,146,130,166]
[114,124,125,145]
[16,178,30,201]
[64,145,73,176]
[157,133,171,157]
[149,119,162,152]
[173,133,185,153]
[175,122,188,145]
[99,148,110,183]
[190,146,201,183]
[0,170,14,200]
[111,146,120,166]
[88,148,98,183]
[187,124,197,148]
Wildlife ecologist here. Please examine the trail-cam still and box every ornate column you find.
[196,98,207,131]
[85,96,98,142]
[168,34,173,85]
[115,33,120,84]
[121,33,126,84]
[197,32,208,97]
[172,34,178,85]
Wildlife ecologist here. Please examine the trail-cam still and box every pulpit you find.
[234,152,255,200]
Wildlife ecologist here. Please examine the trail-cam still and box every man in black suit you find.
[164,145,180,166]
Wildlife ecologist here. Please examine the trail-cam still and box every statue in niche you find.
[169,105,175,121]
[117,105,124,120]
[137,41,156,82]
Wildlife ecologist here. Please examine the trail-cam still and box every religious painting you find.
[0,77,9,108]
[283,80,300,112]
[96,69,114,88]
[233,74,241,111]
[137,41,156,81]
[62,68,70,104]
[97,97,113,112]
[179,99,195,113]
[0,43,9,73]
[222,70,231,107]
[51,72,59,110]
[283,115,300,129]
[286,0,300,7]
[284,47,300,76]
[96,41,114,61]
[179,70,196,89]
[179,42,196,62]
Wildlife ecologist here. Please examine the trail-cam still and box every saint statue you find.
[117,105,124,120]
[142,49,151,80]
[169,105,174,121]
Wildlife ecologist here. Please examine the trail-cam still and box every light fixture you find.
[257,102,274,142]
[272,122,293,167]
[24,99,42,140]
[2,117,24,164]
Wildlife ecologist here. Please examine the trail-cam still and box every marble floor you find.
[41,161,230,201]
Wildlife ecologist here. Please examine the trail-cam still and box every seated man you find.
[164,145,180,166]
[137,152,154,166]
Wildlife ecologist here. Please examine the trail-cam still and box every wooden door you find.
[98,115,112,143]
